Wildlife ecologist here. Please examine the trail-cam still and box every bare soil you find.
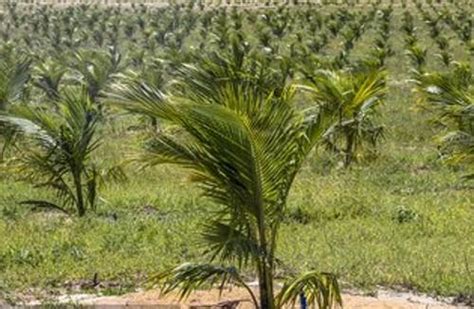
[47,287,468,308]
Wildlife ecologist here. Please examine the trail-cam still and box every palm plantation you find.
[0,1,473,307]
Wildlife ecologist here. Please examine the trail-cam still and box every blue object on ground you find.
[300,292,308,309]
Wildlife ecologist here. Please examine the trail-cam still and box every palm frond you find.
[0,55,31,110]
[202,220,262,267]
[150,262,258,307]
[276,271,342,309]
[107,71,169,119]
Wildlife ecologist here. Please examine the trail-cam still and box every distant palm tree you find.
[112,58,167,130]
[406,45,427,73]
[302,69,386,167]
[68,47,124,106]
[31,58,67,101]
[109,78,341,308]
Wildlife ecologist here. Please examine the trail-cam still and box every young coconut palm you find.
[435,51,453,68]
[413,63,473,178]
[109,82,341,308]
[172,33,293,106]
[31,58,67,101]
[302,69,386,168]
[0,88,123,216]
[405,45,427,73]
[113,58,167,130]
[68,47,124,105]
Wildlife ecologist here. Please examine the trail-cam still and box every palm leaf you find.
[414,63,473,168]
[150,262,258,307]
[0,55,31,110]
[202,220,262,267]
[276,271,342,309]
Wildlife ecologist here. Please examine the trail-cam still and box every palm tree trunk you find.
[73,171,86,217]
[257,258,275,309]
[256,217,275,308]
[344,130,354,168]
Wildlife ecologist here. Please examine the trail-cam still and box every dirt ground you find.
[69,287,468,308]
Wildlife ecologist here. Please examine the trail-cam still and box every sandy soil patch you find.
[62,287,467,308]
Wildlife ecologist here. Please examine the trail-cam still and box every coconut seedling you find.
[0,89,124,216]
[414,63,473,178]
[108,47,342,309]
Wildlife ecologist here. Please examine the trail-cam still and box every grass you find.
[1,2,473,305]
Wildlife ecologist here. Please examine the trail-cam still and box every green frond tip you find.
[277,271,342,309]
[149,263,258,307]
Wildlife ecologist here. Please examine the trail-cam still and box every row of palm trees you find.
[2,4,378,60]
[416,1,473,55]
[4,0,470,60]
